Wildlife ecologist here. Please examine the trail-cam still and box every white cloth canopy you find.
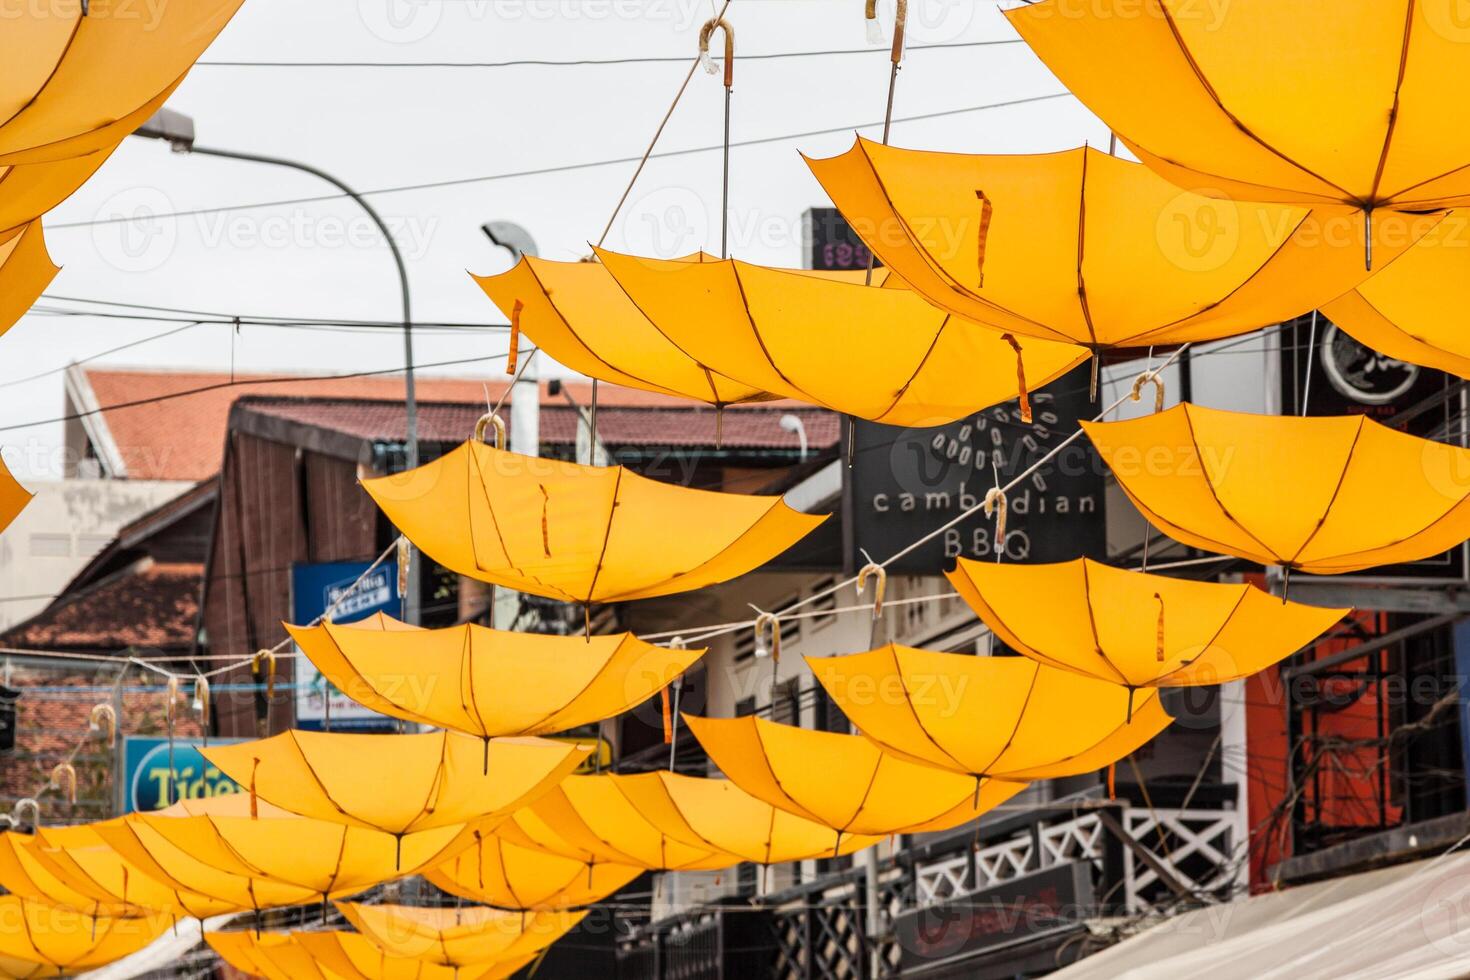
[1052,853,1470,979]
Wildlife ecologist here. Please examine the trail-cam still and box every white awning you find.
[1053,852,1470,979]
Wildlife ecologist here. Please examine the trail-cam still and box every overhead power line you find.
[195,38,1023,69]
[49,92,1070,230]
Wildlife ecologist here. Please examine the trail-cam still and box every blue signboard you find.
[291,560,400,730]
[121,736,244,813]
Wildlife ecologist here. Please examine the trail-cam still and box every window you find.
[29,534,71,558]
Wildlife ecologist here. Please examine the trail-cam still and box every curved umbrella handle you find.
[1130,370,1166,413]
[856,562,887,620]
[754,611,781,663]
[699,17,735,88]
[475,412,508,449]
[865,0,907,63]
[89,703,117,744]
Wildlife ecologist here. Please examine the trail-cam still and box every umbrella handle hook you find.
[13,798,39,830]
[699,17,735,88]
[1130,370,1166,414]
[474,412,507,449]
[49,763,77,805]
[984,488,1008,557]
[865,0,907,62]
[753,611,781,663]
[856,562,887,620]
[89,703,117,744]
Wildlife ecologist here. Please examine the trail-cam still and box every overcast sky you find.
[6,0,1113,480]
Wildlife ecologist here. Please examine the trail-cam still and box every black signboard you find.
[803,207,878,272]
[893,862,1093,971]
[1281,312,1466,581]
[0,685,18,753]
[842,365,1106,575]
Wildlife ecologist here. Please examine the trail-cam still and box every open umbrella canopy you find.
[287,614,704,743]
[1322,213,1470,378]
[124,794,471,899]
[0,445,34,537]
[423,829,641,911]
[337,903,583,969]
[0,896,171,978]
[473,252,770,408]
[806,140,1431,352]
[808,646,1174,781]
[207,931,332,980]
[13,823,243,919]
[363,443,826,604]
[202,731,589,839]
[947,557,1350,689]
[49,820,319,916]
[1081,403,1470,575]
[0,224,59,340]
[1007,0,1470,218]
[0,149,120,234]
[0,0,244,164]
[207,932,530,980]
[292,932,532,980]
[584,247,1088,426]
[605,771,883,864]
[505,777,739,871]
[683,714,1028,840]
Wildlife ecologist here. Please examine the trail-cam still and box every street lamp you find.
[132,107,422,623]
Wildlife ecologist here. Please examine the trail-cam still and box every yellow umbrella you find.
[0,896,171,978]
[684,714,1028,846]
[806,140,1433,366]
[202,732,588,859]
[0,224,59,339]
[947,557,1348,692]
[287,615,704,758]
[0,0,244,165]
[337,903,583,970]
[363,442,826,607]
[473,252,770,409]
[0,149,119,234]
[15,823,248,919]
[423,828,641,911]
[293,931,531,980]
[1082,403,1470,576]
[50,821,319,916]
[0,439,34,537]
[505,778,738,871]
[212,931,530,980]
[125,795,471,906]
[587,247,1088,425]
[207,931,330,980]
[1007,0,1470,241]
[606,771,883,864]
[808,646,1174,783]
[1322,213,1470,377]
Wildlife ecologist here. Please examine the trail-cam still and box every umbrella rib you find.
[1078,560,1134,686]
[1367,0,1420,207]
[582,466,625,605]
[1152,586,1250,684]
[522,635,623,734]
[594,252,744,403]
[290,737,359,827]
[953,564,1085,677]
[889,650,972,773]
[843,756,887,837]
[521,259,688,400]
[1179,405,1282,563]
[1312,469,1470,571]
[468,445,570,601]
[461,628,490,739]
[875,312,952,423]
[1152,0,1355,203]
[851,139,1060,341]
[978,664,1041,777]
[749,719,825,827]
[1073,149,1100,348]
[0,16,83,132]
[610,494,790,603]
[728,263,814,400]
[1287,417,1365,566]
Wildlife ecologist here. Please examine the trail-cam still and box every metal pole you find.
[182,145,422,625]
